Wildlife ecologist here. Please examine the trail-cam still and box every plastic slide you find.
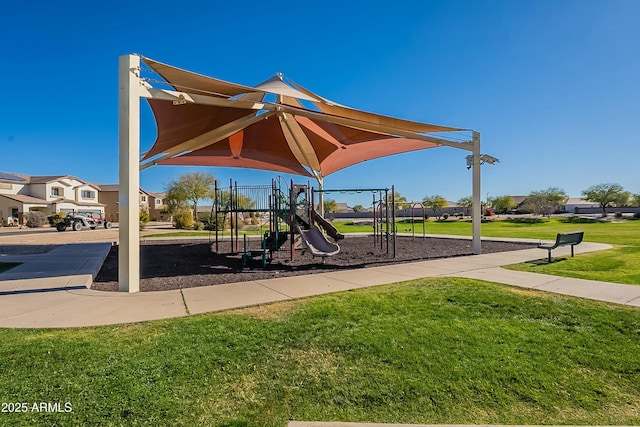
[311,210,345,240]
[296,224,341,258]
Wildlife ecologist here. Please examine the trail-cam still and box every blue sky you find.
[1,0,638,207]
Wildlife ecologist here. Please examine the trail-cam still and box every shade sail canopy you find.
[140,57,471,180]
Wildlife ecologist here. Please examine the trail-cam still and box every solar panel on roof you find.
[0,172,26,182]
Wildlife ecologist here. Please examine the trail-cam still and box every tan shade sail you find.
[140,56,468,180]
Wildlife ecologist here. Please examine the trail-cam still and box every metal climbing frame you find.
[211,179,281,254]
[312,186,396,258]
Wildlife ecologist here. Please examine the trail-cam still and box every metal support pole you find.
[317,177,324,217]
[391,185,396,258]
[234,181,239,254]
[385,189,389,255]
[290,179,295,261]
[228,179,233,253]
[411,204,415,240]
[379,191,383,250]
[310,187,315,216]
[214,180,219,253]
[472,131,482,255]
[118,54,141,293]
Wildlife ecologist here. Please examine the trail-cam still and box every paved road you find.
[0,222,176,245]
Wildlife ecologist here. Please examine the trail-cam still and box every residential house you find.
[335,202,353,213]
[0,172,104,225]
[563,197,599,212]
[95,184,168,222]
[145,190,168,221]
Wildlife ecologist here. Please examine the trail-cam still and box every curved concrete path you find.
[0,236,638,328]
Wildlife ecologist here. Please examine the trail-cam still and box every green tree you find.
[352,204,365,213]
[491,195,517,214]
[323,199,338,214]
[139,210,150,230]
[521,187,568,217]
[165,171,216,220]
[457,196,473,216]
[618,191,631,207]
[164,186,189,217]
[423,195,448,219]
[581,183,627,217]
[392,192,409,210]
[631,193,640,207]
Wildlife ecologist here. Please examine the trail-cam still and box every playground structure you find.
[209,179,397,266]
[117,54,489,293]
[312,187,397,257]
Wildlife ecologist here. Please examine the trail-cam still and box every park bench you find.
[538,231,584,262]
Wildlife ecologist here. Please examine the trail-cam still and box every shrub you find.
[139,210,150,230]
[505,217,547,224]
[634,212,640,219]
[26,211,47,228]
[561,216,597,224]
[194,221,205,230]
[173,210,194,229]
[442,213,450,220]
[614,211,623,218]
[48,212,66,226]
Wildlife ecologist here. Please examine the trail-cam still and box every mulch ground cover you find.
[92,236,536,292]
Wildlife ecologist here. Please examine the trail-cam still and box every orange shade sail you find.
[140,57,470,180]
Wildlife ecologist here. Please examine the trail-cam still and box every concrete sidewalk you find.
[0,239,638,328]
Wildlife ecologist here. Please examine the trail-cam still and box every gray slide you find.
[311,210,345,240]
[296,224,340,258]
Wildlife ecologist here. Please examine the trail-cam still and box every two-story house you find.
[0,172,105,225]
[95,185,167,222]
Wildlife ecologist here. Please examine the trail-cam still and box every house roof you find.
[0,172,90,185]
[93,184,120,192]
[565,197,599,206]
[0,171,29,183]
[53,198,105,207]
[91,184,166,200]
[0,193,49,205]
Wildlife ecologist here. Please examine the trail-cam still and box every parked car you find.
[56,213,112,231]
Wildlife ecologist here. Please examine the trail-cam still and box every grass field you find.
[1,278,639,426]
[336,216,640,246]
[146,216,640,246]
[504,245,640,285]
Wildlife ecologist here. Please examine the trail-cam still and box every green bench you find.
[538,231,584,262]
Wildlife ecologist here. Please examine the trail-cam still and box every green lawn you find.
[336,216,640,246]
[1,278,639,426]
[146,217,640,246]
[0,262,20,273]
[504,245,640,285]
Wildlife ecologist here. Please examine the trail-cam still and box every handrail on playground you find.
[314,187,390,194]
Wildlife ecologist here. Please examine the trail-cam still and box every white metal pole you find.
[472,131,481,255]
[118,54,141,292]
[317,177,324,217]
